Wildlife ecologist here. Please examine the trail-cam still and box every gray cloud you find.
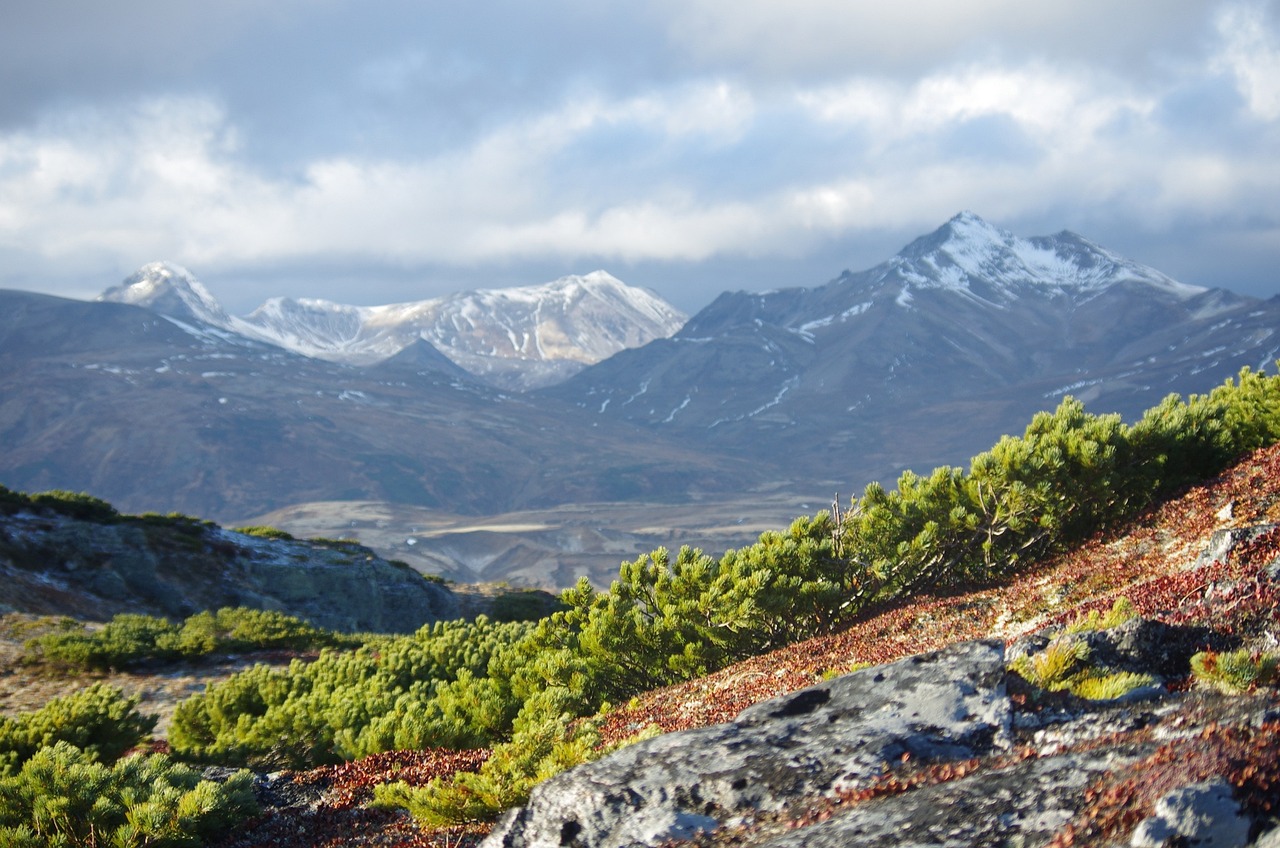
[0,1,1277,314]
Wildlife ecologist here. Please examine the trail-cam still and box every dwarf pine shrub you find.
[0,742,257,847]
[0,684,155,777]
[1191,648,1280,695]
[1064,597,1139,634]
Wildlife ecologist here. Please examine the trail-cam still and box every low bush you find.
[0,742,257,847]
[24,608,339,672]
[0,684,155,777]
[169,616,536,769]
[1191,648,1280,695]
[231,525,294,541]
[1063,597,1138,634]
[28,490,119,523]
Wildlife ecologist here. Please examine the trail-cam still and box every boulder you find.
[483,640,1011,848]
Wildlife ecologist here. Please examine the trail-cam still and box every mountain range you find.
[547,211,1280,483]
[100,264,686,391]
[4,211,1278,587]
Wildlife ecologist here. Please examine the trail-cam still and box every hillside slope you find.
[216,440,1280,847]
[0,495,460,633]
[485,450,1280,848]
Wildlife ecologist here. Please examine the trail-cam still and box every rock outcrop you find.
[485,632,1280,848]
[486,640,1013,848]
[0,509,459,632]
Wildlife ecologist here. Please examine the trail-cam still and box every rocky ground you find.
[6,443,1280,847]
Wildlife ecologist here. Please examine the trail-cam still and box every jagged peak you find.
[888,213,1204,300]
[98,261,231,326]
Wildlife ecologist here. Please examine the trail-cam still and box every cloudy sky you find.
[1,1,1277,314]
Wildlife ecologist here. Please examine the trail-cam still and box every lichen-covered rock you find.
[760,751,1127,848]
[483,640,1011,848]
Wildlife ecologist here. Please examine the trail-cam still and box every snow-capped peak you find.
[98,262,232,327]
[224,271,689,390]
[887,212,1204,300]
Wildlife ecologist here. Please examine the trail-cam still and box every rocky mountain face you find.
[547,212,1280,489]
[0,505,459,633]
[0,289,752,521]
[100,264,687,391]
[4,213,1278,587]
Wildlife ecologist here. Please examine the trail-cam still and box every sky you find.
[1,0,1278,315]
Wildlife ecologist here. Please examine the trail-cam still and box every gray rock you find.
[482,640,1011,848]
[1079,617,1214,680]
[760,750,1126,848]
[1131,778,1250,848]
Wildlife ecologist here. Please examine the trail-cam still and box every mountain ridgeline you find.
[100,264,687,391]
[545,212,1280,486]
[3,212,1279,546]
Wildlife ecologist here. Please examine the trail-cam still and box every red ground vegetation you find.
[223,442,1280,846]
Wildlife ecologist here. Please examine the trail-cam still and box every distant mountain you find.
[237,270,687,390]
[98,265,687,391]
[98,261,233,327]
[5,212,1277,588]
[0,289,755,521]
[546,212,1280,488]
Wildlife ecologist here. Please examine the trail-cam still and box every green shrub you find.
[24,608,337,672]
[231,525,295,541]
[170,617,536,768]
[1070,671,1158,701]
[374,714,602,826]
[1010,638,1156,701]
[491,591,561,623]
[1010,639,1092,692]
[1191,648,1280,695]
[0,684,155,776]
[0,742,256,846]
[28,490,119,523]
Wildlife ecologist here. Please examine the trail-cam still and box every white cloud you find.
[1,23,1278,297]
[798,65,1151,152]
[1215,1,1280,120]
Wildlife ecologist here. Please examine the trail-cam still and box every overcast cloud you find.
[0,0,1276,313]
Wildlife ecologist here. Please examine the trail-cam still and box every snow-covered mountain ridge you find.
[550,211,1280,490]
[884,210,1203,300]
[98,266,687,391]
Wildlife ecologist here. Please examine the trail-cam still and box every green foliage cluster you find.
[1191,648,1280,695]
[1009,638,1156,701]
[230,525,295,541]
[373,715,603,825]
[28,490,119,523]
[1010,600,1153,701]
[166,369,1280,825]
[1063,597,1139,635]
[24,608,339,672]
[843,368,1280,603]
[0,684,254,845]
[0,684,155,777]
[490,590,563,623]
[170,616,536,769]
[0,742,256,847]
[0,486,220,544]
